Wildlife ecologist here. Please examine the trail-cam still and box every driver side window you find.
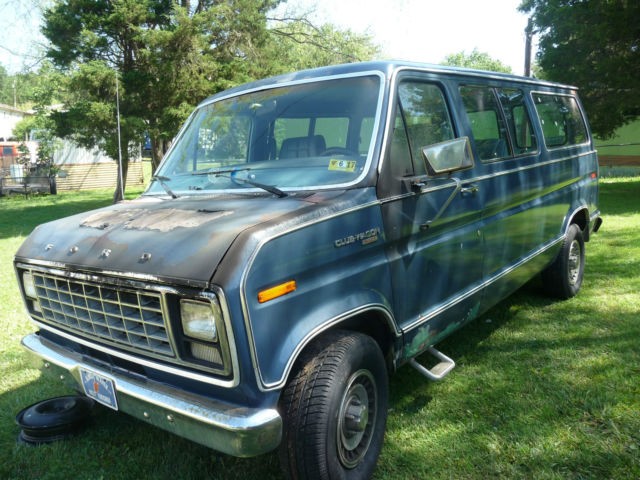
[396,82,455,175]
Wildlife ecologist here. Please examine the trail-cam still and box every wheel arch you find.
[277,306,400,393]
[565,205,591,242]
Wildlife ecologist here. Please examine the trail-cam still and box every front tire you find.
[542,223,585,299]
[279,331,388,480]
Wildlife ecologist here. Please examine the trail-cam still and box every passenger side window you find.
[497,88,537,155]
[397,82,455,175]
[460,86,510,161]
[532,93,588,147]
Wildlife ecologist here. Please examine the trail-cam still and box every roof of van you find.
[199,60,577,106]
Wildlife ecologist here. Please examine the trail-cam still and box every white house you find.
[1,103,145,191]
[0,103,31,141]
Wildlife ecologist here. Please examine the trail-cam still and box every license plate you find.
[80,368,119,410]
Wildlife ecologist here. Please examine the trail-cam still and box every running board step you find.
[409,347,456,381]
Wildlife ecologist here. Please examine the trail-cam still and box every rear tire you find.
[279,331,388,480]
[542,223,585,299]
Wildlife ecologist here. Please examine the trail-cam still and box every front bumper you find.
[21,333,282,457]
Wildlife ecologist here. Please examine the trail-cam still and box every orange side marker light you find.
[258,280,297,303]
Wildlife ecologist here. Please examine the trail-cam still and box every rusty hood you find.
[15,195,317,286]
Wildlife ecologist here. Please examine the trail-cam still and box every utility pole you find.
[524,19,534,77]
[13,79,17,108]
[115,70,124,202]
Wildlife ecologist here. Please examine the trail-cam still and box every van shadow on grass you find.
[382,277,640,479]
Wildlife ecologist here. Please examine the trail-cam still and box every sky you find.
[1,0,535,75]
[283,0,535,75]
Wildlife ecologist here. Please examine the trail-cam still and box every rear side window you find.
[460,85,538,161]
[497,89,537,155]
[532,93,588,147]
[460,86,510,161]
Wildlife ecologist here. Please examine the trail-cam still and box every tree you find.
[41,0,380,202]
[519,0,640,139]
[42,0,280,202]
[12,61,65,184]
[264,18,381,74]
[442,49,512,73]
[0,65,10,106]
[0,64,61,110]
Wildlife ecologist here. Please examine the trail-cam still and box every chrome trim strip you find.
[22,333,280,456]
[377,67,400,177]
[469,150,597,184]
[403,235,565,333]
[379,150,596,203]
[392,65,577,89]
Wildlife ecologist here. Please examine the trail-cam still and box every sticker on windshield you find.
[328,159,357,172]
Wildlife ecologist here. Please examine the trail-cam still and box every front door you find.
[378,78,485,358]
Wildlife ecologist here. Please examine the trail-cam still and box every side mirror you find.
[421,136,474,176]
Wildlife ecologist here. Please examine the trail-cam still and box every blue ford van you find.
[15,61,601,479]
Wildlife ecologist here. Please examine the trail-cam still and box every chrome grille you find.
[31,272,173,357]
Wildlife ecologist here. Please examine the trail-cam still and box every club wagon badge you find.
[335,227,381,248]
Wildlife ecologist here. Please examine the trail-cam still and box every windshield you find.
[146,74,383,196]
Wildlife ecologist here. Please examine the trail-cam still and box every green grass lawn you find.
[1,180,638,479]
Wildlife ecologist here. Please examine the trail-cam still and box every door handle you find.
[460,184,479,195]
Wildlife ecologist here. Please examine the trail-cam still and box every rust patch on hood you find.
[81,208,232,232]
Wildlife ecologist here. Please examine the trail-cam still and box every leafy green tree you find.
[42,0,280,202]
[519,0,640,138]
[0,65,10,106]
[41,0,380,201]
[442,49,512,73]
[264,19,381,74]
[13,61,66,171]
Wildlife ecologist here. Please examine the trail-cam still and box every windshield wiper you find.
[217,173,288,198]
[190,167,287,198]
[152,175,179,199]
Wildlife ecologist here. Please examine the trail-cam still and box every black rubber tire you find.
[279,331,388,480]
[542,223,585,299]
[16,395,94,445]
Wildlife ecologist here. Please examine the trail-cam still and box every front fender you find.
[241,196,394,390]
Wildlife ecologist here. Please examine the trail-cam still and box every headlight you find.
[23,272,37,299]
[22,271,42,314]
[180,299,220,342]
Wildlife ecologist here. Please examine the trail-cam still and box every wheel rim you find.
[567,239,582,286]
[337,369,377,469]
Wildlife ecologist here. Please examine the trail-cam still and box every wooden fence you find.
[55,162,145,191]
